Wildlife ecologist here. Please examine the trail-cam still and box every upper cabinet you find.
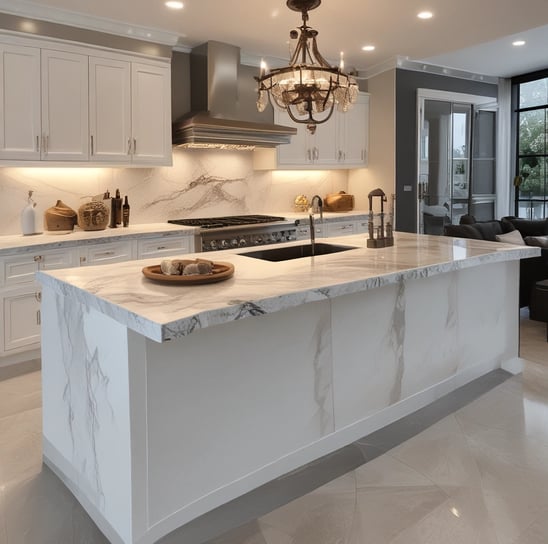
[0,34,172,167]
[89,58,171,165]
[274,92,369,169]
[0,43,41,160]
[42,49,89,161]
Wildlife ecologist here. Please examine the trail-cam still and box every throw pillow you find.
[496,230,526,245]
[524,235,548,248]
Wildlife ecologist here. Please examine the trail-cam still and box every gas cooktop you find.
[168,215,287,229]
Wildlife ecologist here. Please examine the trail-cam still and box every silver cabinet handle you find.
[44,135,48,154]
[133,138,137,154]
[156,245,166,250]
[127,138,132,155]
[91,135,94,156]
[314,147,319,160]
[96,251,115,257]
[36,135,40,152]
[36,309,41,325]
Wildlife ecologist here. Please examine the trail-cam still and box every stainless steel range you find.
[168,215,298,252]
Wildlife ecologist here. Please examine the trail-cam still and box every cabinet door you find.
[274,110,311,166]
[131,62,171,165]
[0,44,41,160]
[41,49,89,161]
[311,114,338,166]
[89,57,131,163]
[338,93,369,166]
[2,286,41,354]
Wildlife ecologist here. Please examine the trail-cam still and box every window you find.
[513,72,548,219]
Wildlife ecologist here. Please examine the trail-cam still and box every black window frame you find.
[512,68,548,219]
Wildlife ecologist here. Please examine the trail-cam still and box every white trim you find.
[417,88,497,106]
[0,0,181,46]
[360,55,499,85]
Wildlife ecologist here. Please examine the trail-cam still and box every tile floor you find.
[0,310,546,544]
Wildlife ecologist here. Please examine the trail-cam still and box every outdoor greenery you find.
[518,79,548,199]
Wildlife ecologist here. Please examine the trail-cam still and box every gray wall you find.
[395,69,498,232]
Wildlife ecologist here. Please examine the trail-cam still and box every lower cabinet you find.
[0,233,194,361]
[1,285,41,354]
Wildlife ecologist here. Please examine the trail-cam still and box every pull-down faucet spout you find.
[309,195,323,256]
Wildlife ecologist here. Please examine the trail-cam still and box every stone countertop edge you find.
[35,233,540,344]
[0,223,197,255]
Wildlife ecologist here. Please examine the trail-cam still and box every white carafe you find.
[21,190,37,235]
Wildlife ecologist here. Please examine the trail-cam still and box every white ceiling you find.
[3,0,548,78]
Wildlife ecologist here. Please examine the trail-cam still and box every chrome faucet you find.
[309,195,323,256]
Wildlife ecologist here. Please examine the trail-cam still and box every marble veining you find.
[389,280,406,405]
[36,233,540,343]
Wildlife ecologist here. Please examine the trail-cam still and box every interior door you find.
[418,97,496,234]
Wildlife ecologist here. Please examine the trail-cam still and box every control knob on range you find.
[231,239,239,248]
[209,240,218,250]
[255,236,263,245]
[220,239,229,249]
[239,239,247,247]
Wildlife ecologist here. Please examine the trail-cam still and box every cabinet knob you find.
[33,255,42,263]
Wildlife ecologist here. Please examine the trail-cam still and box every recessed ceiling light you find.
[165,1,183,9]
[512,40,526,46]
[417,11,433,19]
[362,45,375,52]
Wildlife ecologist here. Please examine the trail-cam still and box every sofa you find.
[444,216,548,308]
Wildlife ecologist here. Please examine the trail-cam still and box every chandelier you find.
[255,0,358,134]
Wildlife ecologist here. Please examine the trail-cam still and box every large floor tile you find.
[0,408,42,487]
[0,370,41,420]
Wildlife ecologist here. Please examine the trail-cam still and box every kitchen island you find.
[36,232,539,544]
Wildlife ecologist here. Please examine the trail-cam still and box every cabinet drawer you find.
[327,222,355,236]
[1,248,77,286]
[80,241,133,266]
[2,286,41,354]
[353,219,369,234]
[136,236,192,259]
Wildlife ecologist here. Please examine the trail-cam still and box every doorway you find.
[417,90,497,234]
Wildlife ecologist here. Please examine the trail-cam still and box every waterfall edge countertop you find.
[36,232,539,343]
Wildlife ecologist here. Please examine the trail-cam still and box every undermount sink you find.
[241,242,358,262]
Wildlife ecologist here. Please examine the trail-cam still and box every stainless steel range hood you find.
[172,41,296,149]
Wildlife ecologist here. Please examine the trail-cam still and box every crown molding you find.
[359,55,499,85]
[0,0,181,46]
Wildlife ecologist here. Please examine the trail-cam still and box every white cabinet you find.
[79,240,133,266]
[336,93,369,166]
[89,58,171,165]
[0,233,193,359]
[274,92,369,169]
[131,62,172,165]
[41,49,89,161]
[275,110,338,167]
[326,221,355,237]
[0,34,171,166]
[89,56,131,163]
[136,236,193,259]
[0,43,41,160]
[2,286,41,353]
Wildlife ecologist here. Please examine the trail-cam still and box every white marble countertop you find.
[0,223,197,255]
[36,232,540,343]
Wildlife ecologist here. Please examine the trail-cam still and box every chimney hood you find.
[172,41,297,149]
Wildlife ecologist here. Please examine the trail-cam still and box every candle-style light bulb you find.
[260,58,267,78]
[339,51,344,71]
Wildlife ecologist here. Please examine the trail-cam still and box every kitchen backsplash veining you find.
[0,149,350,236]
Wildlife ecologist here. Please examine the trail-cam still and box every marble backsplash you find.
[0,149,353,235]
